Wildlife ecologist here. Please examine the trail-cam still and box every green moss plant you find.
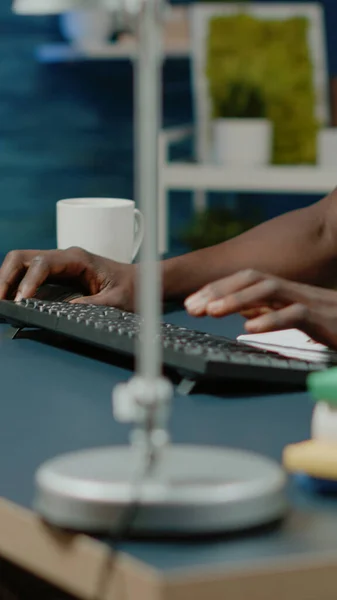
[207,14,318,163]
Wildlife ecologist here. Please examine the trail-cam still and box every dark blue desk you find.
[1,311,337,600]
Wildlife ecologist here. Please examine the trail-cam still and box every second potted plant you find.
[212,80,273,166]
[59,9,115,50]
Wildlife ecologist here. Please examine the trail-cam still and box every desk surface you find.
[1,310,337,600]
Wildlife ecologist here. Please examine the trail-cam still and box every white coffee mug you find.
[57,198,144,263]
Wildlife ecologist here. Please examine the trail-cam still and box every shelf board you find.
[35,38,190,63]
[162,163,337,194]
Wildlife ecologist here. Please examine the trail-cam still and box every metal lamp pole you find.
[112,0,173,467]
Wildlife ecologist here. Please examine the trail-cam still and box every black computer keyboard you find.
[0,297,331,387]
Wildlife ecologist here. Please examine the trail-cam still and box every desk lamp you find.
[13,0,287,535]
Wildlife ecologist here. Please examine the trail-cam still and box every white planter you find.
[213,118,273,166]
[318,128,337,166]
[59,10,114,50]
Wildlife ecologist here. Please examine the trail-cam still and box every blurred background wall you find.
[0,0,336,255]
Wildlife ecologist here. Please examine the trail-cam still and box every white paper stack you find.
[237,329,337,364]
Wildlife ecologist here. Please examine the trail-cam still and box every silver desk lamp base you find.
[35,445,287,535]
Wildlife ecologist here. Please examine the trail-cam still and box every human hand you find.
[184,269,337,348]
[0,247,136,310]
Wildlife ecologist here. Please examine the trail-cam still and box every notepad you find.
[237,329,336,363]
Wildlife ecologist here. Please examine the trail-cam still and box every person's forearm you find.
[162,190,337,300]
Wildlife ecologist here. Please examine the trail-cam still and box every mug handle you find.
[132,209,145,261]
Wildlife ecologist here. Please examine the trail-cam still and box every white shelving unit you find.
[158,129,337,254]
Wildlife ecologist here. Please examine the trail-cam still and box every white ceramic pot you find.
[318,128,337,166]
[59,9,114,49]
[213,118,273,166]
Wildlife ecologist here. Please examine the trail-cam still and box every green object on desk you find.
[308,368,337,403]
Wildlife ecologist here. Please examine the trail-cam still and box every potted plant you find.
[179,207,260,251]
[212,80,273,166]
[59,9,115,50]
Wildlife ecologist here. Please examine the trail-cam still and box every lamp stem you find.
[135,0,163,381]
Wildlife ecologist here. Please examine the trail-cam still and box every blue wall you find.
[0,2,191,252]
[0,0,336,254]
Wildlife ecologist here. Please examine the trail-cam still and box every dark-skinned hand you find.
[0,247,136,310]
[185,268,337,349]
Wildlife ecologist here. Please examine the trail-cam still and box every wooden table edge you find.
[2,498,337,600]
[0,497,160,600]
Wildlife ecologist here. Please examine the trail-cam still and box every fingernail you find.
[14,292,23,303]
[207,299,224,313]
[245,317,263,332]
[185,293,208,312]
